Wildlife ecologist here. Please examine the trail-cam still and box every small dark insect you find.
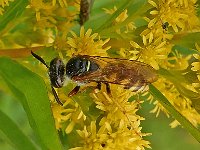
[162,22,169,31]
[31,51,158,106]
[160,19,169,31]
[79,0,94,25]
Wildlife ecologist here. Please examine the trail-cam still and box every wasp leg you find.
[105,82,111,95]
[68,86,80,97]
[96,82,101,90]
[93,82,101,93]
[51,86,63,106]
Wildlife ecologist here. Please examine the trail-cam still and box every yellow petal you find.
[148,0,158,8]
[130,41,141,48]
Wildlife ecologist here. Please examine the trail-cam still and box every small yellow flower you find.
[67,27,110,56]
[70,84,152,149]
[191,43,200,88]
[166,50,192,70]
[70,121,151,150]
[0,7,4,15]
[52,0,67,7]
[51,90,86,133]
[152,77,200,127]
[0,0,14,15]
[130,38,172,70]
[148,0,200,33]
[103,6,136,34]
[0,0,14,8]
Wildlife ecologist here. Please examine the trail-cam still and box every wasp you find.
[31,51,158,106]
[79,0,94,25]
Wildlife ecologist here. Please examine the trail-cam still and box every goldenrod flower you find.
[152,77,200,127]
[0,0,13,15]
[70,120,150,150]
[103,6,136,34]
[148,0,200,33]
[0,0,13,8]
[130,37,171,69]
[191,43,200,88]
[67,27,110,56]
[52,89,86,133]
[69,84,151,150]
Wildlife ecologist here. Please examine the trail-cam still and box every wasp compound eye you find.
[49,58,65,88]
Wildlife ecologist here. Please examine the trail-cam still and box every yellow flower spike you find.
[130,41,141,49]
[143,17,151,22]
[77,111,83,120]
[150,10,159,15]
[119,119,125,129]
[170,120,181,128]
[149,32,154,44]
[67,27,110,56]
[142,35,147,46]
[103,6,135,34]
[148,18,157,28]
[156,41,166,49]
[90,121,96,138]
[148,0,158,8]
[65,121,75,134]
[105,122,112,133]
[191,61,200,72]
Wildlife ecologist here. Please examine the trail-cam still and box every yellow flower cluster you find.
[103,6,136,34]
[191,43,200,88]
[69,84,151,150]
[66,27,110,56]
[0,0,14,15]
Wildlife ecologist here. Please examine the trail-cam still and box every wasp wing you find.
[72,55,158,90]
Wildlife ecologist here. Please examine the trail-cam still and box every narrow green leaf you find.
[0,57,63,150]
[149,85,200,142]
[172,32,200,49]
[0,110,37,150]
[0,0,29,32]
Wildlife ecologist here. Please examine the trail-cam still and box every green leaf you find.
[0,57,63,150]
[149,85,200,142]
[0,0,29,32]
[172,32,200,49]
[0,110,37,150]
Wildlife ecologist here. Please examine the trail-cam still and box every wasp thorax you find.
[49,58,65,88]
[66,56,99,79]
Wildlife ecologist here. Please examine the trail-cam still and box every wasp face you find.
[66,56,99,79]
[49,58,65,88]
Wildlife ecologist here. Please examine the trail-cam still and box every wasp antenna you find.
[51,86,63,106]
[31,51,49,68]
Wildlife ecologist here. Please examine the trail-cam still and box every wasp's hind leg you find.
[68,86,80,97]
[93,82,101,93]
[105,82,111,95]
